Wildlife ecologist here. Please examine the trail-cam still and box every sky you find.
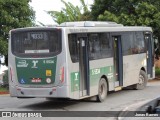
[29,0,94,25]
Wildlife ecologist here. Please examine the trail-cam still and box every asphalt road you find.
[0,79,160,120]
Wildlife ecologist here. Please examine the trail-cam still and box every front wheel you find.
[134,70,147,90]
[96,78,108,102]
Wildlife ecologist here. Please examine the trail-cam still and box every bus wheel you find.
[96,78,108,102]
[134,70,147,90]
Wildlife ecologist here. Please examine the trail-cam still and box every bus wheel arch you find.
[96,75,108,102]
[141,67,146,73]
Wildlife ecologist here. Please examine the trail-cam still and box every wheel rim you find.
[99,82,106,99]
[139,74,144,85]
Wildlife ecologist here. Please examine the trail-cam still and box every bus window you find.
[89,33,112,60]
[89,34,101,60]
[122,32,146,55]
[122,32,134,55]
[68,34,79,62]
[100,33,112,58]
[11,30,61,57]
[134,32,146,54]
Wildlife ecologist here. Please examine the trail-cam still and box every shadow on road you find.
[21,98,98,110]
[21,99,79,110]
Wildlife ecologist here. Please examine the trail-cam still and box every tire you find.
[134,70,147,90]
[96,78,108,102]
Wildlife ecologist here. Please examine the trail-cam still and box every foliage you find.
[155,68,160,76]
[47,0,92,24]
[1,70,9,89]
[0,87,8,92]
[91,0,160,40]
[0,0,35,55]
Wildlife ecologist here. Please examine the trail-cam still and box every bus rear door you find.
[78,34,90,97]
[113,36,123,90]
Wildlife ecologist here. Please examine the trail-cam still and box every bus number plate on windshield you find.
[31,33,44,40]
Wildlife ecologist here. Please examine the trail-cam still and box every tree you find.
[0,0,35,55]
[47,0,92,24]
[91,0,160,40]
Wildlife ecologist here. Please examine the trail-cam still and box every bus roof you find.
[59,21,123,27]
[10,21,152,32]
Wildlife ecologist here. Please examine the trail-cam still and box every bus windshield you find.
[11,29,61,57]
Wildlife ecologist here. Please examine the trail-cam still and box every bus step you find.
[115,86,122,91]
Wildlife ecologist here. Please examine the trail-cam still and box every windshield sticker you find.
[17,60,28,67]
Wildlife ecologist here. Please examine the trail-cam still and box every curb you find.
[0,93,10,96]
[0,91,9,95]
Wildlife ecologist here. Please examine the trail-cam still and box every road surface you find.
[0,79,160,120]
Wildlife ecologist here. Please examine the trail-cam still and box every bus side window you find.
[89,33,112,60]
[89,34,101,60]
[134,32,145,54]
[68,34,79,62]
[122,32,134,55]
[100,33,112,58]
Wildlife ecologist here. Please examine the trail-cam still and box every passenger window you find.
[89,34,101,60]
[122,32,146,56]
[68,34,79,62]
[89,33,112,60]
[134,32,145,53]
[100,33,112,58]
[122,32,134,55]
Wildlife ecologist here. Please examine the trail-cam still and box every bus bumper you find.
[9,85,69,98]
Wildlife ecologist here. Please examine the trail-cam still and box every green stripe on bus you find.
[71,66,114,92]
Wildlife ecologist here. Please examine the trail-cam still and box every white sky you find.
[29,0,94,25]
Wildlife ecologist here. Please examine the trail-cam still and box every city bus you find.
[8,21,155,102]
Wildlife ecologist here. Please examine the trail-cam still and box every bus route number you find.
[31,33,43,40]
[92,69,100,75]
[43,60,54,64]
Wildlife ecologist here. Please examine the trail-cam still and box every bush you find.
[155,68,160,76]
[2,70,9,89]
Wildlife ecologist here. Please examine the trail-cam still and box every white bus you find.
[8,21,155,102]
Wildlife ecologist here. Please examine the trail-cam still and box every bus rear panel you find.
[9,28,69,98]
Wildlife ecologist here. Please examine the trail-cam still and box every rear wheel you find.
[96,78,108,102]
[134,70,147,90]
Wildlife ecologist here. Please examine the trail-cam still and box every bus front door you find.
[113,36,123,89]
[145,33,153,78]
[78,36,90,97]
